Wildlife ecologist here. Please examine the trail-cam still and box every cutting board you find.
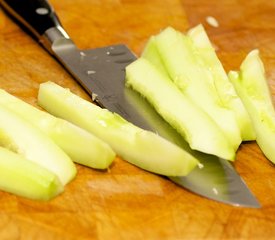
[0,0,275,239]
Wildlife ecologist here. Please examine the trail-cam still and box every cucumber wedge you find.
[0,105,76,185]
[187,24,256,141]
[0,90,115,169]
[154,27,241,150]
[228,50,275,164]
[38,81,199,176]
[126,58,235,160]
[0,147,63,200]
[141,36,169,76]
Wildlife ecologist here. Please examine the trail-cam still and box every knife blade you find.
[0,0,260,207]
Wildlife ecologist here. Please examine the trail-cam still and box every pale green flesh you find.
[0,146,63,200]
[0,105,76,185]
[0,90,115,169]
[126,58,235,160]
[141,36,169,76]
[187,24,255,141]
[38,81,199,176]
[153,27,241,150]
[229,50,275,164]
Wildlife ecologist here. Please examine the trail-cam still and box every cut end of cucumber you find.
[187,24,213,50]
[118,129,199,176]
[0,147,63,201]
[230,50,275,164]
[47,119,116,169]
[239,49,272,104]
[0,104,77,186]
[0,89,115,170]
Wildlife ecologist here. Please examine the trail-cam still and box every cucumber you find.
[141,36,169,76]
[0,90,115,169]
[0,105,76,185]
[153,27,241,150]
[38,81,199,176]
[228,50,275,164]
[0,147,63,200]
[187,24,256,141]
[126,58,235,160]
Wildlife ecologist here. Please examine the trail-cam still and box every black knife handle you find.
[0,0,70,51]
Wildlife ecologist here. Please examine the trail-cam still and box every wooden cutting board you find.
[0,0,275,239]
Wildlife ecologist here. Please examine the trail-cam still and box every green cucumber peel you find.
[126,57,235,160]
[187,24,256,141]
[0,105,76,185]
[0,90,115,169]
[152,26,242,150]
[0,147,63,200]
[229,50,275,164]
[38,81,199,176]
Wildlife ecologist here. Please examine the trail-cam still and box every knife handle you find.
[0,0,70,52]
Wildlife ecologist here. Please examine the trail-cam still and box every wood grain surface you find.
[0,0,275,239]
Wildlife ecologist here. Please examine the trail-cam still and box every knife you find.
[0,0,260,208]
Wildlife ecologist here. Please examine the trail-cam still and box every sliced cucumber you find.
[126,58,235,160]
[187,24,255,141]
[0,105,76,185]
[0,147,63,200]
[0,90,115,169]
[153,27,241,150]
[38,81,199,176]
[141,36,169,76]
[228,50,275,164]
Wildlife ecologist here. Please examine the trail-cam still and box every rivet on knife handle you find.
[0,0,70,53]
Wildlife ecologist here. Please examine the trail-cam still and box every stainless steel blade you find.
[52,38,260,207]
[51,38,151,129]
[169,159,260,208]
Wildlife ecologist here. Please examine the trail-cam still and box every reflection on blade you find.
[125,87,260,208]
[169,158,260,208]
